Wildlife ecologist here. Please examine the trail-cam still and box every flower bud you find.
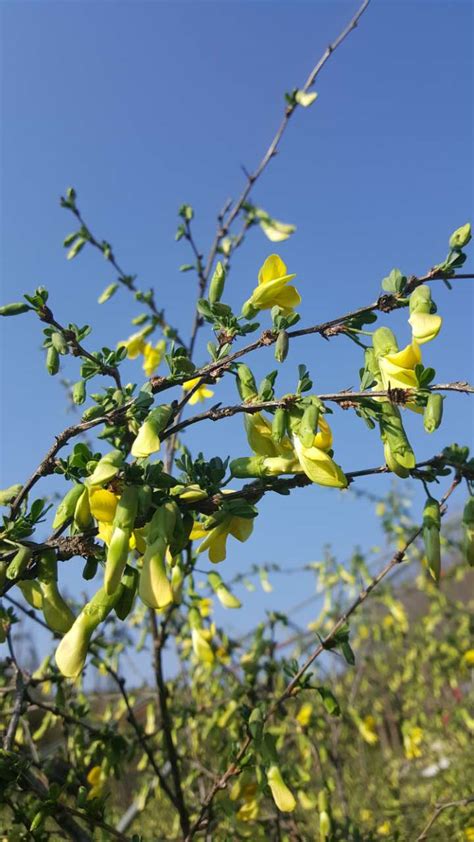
[72,380,86,405]
[55,585,123,677]
[423,498,441,582]
[241,299,258,320]
[46,346,59,375]
[139,538,173,609]
[423,394,444,433]
[105,527,131,594]
[449,222,471,250]
[17,580,43,610]
[87,450,124,487]
[51,331,68,355]
[53,483,85,529]
[319,810,331,840]
[171,562,184,603]
[299,403,320,448]
[380,403,415,472]
[208,572,241,609]
[37,550,75,633]
[6,545,33,580]
[113,486,139,532]
[462,498,474,567]
[0,484,22,507]
[271,407,287,444]
[131,405,173,458]
[0,301,30,316]
[266,766,296,812]
[236,364,258,401]
[82,557,98,580]
[74,487,92,530]
[115,566,139,620]
[274,330,289,363]
[372,327,398,359]
[383,441,410,478]
[208,261,226,304]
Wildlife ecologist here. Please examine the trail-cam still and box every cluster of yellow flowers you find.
[118,330,166,377]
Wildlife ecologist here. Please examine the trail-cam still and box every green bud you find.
[46,346,59,375]
[208,571,241,609]
[248,707,264,742]
[113,486,139,531]
[241,299,258,320]
[299,403,320,448]
[87,450,124,486]
[372,327,398,359]
[137,484,153,519]
[115,566,139,620]
[230,455,299,478]
[52,483,85,529]
[139,538,173,609]
[17,580,43,610]
[236,364,258,401]
[462,498,474,567]
[271,407,287,444]
[423,393,444,433]
[0,302,30,316]
[66,237,87,260]
[449,222,471,250]
[319,810,331,840]
[131,404,173,459]
[74,487,92,530]
[208,261,226,304]
[98,282,119,304]
[274,330,289,363]
[81,404,105,421]
[51,331,69,355]
[0,484,22,507]
[72,380,86,405]
[423,498,441,582]
[318,790,328,813]
[6,545,33,580]
[380,403,415,471]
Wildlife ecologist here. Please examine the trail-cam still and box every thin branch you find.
[416,795,474,841]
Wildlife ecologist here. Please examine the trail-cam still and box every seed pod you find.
[0,302,30,316]
[299,403,320,448]
[46,346,59,375]
[423,394,444,433]
[208,261,226,304]
[462,497,474,567]
[6,545,33,580]
[51,331,69,355]
[236,364,258,401]
[115,566,139,620]
[271,407,288,444]
[274,330,289,363]
[53,484,85,529]
[423,498,441,582]
[72,381,86,405]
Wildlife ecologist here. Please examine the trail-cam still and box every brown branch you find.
[183,474,462,840]
[150,609,190,836]
[416,795,474,841]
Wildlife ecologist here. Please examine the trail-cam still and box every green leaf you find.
[381,268,406,293]
[315,686,341,716]
[98,282,119,304]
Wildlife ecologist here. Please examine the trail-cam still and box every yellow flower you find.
[197,515,254,563]
[462,649,474,667]
[243,254,301,315]
[296,702,313,727]
[266,765,296,813]
[409,312,442,345]
[464,828,474,841]
[237,797,260,822]
[191,628,215,664]
[403,725,423,759]
[142,339,166,377]
[359,808,373,823]
[87,765,106,800]
[293,436,347,488]
[183,378,214,405]
[378,342,421,392]
[377,821,391,836]
[89,488,118,523]
[358,715,379,745]
[117,331,148,360]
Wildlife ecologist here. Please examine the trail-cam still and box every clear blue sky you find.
[1,1,473,678]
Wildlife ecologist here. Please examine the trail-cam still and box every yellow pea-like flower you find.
[182,378,214,405]
[142,339,166,377]
[266,765,296,813]
[243,254,301,316]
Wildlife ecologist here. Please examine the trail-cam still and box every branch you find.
[416,795,474,841]
[183,474,462,840]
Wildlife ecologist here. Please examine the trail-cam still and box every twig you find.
[416,795,474,841]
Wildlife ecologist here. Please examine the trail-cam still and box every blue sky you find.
[1,1,473,679]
